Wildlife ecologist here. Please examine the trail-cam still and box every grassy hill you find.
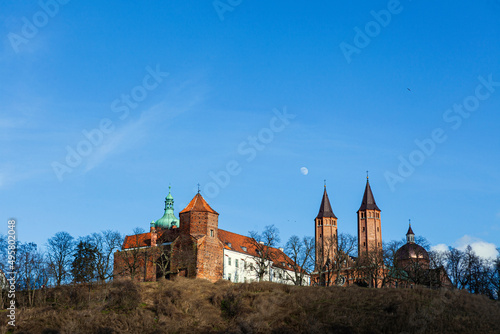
[2,278,499,333]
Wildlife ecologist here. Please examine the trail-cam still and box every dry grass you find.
[1,279,499,333]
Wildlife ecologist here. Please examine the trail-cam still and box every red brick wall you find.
[113,248,157,282]
[357,210,382,256]
[315,216,338,269]
[195,235,224,282]
[170,234,197,278]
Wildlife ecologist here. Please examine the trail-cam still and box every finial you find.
[366,171,369,179]
[324,179,326,188]
[197,183,200,193]
[169,184,171,192]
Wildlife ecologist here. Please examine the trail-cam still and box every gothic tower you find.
[357,177,382,257]
[315,185,338,269]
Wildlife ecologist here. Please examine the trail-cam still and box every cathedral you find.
[312,177,451,288]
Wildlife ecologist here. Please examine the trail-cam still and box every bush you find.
[105,279,139,311]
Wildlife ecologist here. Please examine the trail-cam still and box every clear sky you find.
[1,0,499,258]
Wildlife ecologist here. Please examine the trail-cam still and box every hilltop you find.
[2,278,499,334]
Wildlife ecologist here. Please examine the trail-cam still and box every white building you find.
[219,230,310,285]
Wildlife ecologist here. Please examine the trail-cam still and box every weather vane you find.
[366,170,369,179]
[409,219,411,226]
[197,183,200,193]
[324,179,326,188]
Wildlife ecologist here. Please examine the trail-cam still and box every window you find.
[235,259,239,268]
[241,246,247,252]
[363,242,366,246]
[227,242,232,248]
[234,273,238,283]
[228,257,231,266]
[228,273,231,281]
[377,227,379,232]
[210,229,214,237]
[244,277,247,283]
[362,227,365,232]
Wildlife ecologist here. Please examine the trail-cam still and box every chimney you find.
[259,241,264,245]
[278,247,284,252]
[150,221,157,246]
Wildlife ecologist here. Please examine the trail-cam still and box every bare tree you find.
[354,248,385,288]
[284,235,314,285]
[382,240,405,286]
[331,233,357,285]
[46,231,74,286]
[90,230,123,282]
[492,249,500,300]
[248,225,280,282]
[154,245,172,280]
[314,233,337,286]
[116,227,151,281]
[429,249,447,269]
[315,233,357,286]
[16,243,49,307]
[446,247,465,289]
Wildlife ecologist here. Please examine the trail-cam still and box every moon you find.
[300,167,309,175]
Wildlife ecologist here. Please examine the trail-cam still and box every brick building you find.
[312,177,451,289]
[113,188,309,285]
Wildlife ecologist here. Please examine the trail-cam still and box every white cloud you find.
[430,244,448,253]
[431,236,499,260]
[455,235,498,260]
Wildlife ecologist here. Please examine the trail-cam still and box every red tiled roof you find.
[179,193,218,214]
[218,229,300,272]
[123,232,151,249]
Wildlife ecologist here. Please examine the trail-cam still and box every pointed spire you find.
[406,219,415,243]
[358,178,381,212]
[316,186,337,219]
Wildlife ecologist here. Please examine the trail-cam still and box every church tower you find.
[357,176,382,257]
[315,185,338,269]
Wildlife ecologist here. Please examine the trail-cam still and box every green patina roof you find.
[154,186,179,229]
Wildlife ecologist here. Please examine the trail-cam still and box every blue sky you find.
[1,0,499,258]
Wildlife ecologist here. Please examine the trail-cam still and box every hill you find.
[1,278,499,333]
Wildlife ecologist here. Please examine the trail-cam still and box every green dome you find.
[154,186,179,229]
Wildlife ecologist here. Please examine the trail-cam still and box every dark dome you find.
[395,243,429,261]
